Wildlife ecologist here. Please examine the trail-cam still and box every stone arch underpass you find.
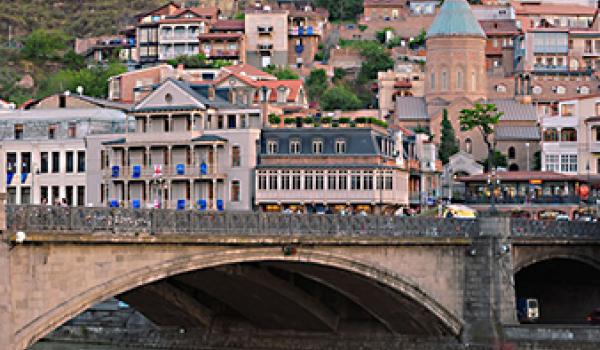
[11,244,465,349]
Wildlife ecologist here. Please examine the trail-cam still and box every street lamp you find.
[525,142,530,171]
[487,169,498,213]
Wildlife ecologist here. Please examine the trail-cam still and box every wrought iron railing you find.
[5,205,478,237]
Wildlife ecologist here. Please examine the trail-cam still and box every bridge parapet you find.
[6,205,479,237]
[510,218,600,238]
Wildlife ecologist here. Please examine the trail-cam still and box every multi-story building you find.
[0,93,129,206]
[286,6,328,67]
[377,61,425,118]
[102,78,262,210]
[0,99,15,111]
[479,19,520,72]
[255,125,409,214]
[198,19,246,64]
[245,9,289,67]
[541,94,600,176]
[513,2,596,33]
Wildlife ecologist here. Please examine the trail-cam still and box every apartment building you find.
[286,6,328,67]
[245,9,289,67]
[198,19,246,64]
[0,97,128,206]
[513,2,596,32]
[541,94,600,176]
[102,78,262,210]
[377,61,425,118]
[255,126,409,214]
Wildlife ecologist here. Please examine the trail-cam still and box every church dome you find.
[426,0,486,39]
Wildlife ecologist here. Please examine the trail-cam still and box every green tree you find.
[61,49,86,70]
[532,150,541,171]
[21,29,69,61]
[320,85,362,110]
[305,69,328,103]
[438,109,459,164]
[459,103,503,172]
[480,151,508,170]
[38,61,126,98]
[262,65,299,80]
[315,0,363,21]
[357,44,393,82]
[408,29,427,49]
[333,68,345,83]
[166,54,207,68]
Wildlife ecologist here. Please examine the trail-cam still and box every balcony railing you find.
[533,45,568,54]
[5,205,479,237]
[464,195,582,205]
[160,33,199,41]
[208,49,240,57]
[106,164,223,179]
[257,43,273,50]
[289,26,320,36]
[257,26,273,34]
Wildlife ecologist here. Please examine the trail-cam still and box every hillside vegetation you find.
[0,0,166,41]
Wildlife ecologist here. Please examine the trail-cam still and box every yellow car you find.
[443,205,477,219]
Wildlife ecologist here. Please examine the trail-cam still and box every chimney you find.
[208,86,215,100]
[177,63,185,77]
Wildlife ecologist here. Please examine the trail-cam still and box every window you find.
[68,123,77,138]
[21,187,31,205]
[385,176,393,190]
[21,152,31,173]
[228,115,236,129]
[231,180,240,202]
[430,71,435,90]
[363,173,373,190]
[65,186,73,206]
[292,172,301,190]
[281,172,290,190]
[267,140,278,154]
[560,154,577,172]
[59,95,66,108]
[315,172,324,190]
[6,153,16,173]
[258,173,267,190]
[269,174,278,190]
[543,128,559,142]
[40,152,48,173]
[561,128,577,142]
[14,124,23,140]
[338,171,348,190]
[312,139,323,154]
[66,151,74,173]
[335,139,346,154]
[545,154,559,171]
[595,102,600,116]
[441,70,448,90]
[51,186,59,204]
[351,173,361,190]
[377,175,384,190]
[290,139,301,154]
[77,151,85,172]
[465,138,472,154]
[456,70,463,90]
[560,104,575,116]
[328,174,336,190]
[7,188,16,204]
[52,152,60,173]
[305,172,313,190]
[77,186,85,206]
[231,146,241,167]
[48,124,57,139]
[508,147,516,159]
[41,186,48,204]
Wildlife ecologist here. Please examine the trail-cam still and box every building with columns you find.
[102,78,262,211]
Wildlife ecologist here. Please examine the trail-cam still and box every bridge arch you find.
[17,248,463,349]
[514,251,600,274]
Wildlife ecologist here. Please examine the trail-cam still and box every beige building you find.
[245,9,289,67]
[377,62,425,118]
[103,78,262,211]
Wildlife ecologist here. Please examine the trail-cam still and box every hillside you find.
[0,0,166,42]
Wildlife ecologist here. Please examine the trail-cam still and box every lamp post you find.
[525,142,530,171]
[487,169,498,213]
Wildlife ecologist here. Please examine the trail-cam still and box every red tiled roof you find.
[364,0,405,7]
[172,7,219,18]
[135,1,180,18]
[198,33,243,39]
[220,64,276,80]
[258,79,304,102]
[159,17,210,24]
[457,171,586,182]
[479,20,520,35]
[514,3,597,16]
[212,19,245,31]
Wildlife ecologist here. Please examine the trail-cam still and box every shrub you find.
[268,114,281,124]
[321,116,332,124]
[284,117,296,124]
[355,117,367,124]
[332,122,339,127]
[303,117,314,124]
[358,24,368,32]
[339,117,351,124]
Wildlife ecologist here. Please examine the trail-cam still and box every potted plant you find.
[321,116,332,128]
[284,117,296,127]
[303,117,314,127]
[268,114,281,127]
[355,117,367,127]
[332,122,339,128]
[339,117,350,127]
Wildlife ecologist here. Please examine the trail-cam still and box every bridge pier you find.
[0,240,14,350]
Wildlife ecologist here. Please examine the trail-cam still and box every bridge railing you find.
[5,205,479,237]
[510,218,600,237]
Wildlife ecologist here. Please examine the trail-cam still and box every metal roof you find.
[395,97,429,120]
[495,126,540,141]
[489,99,538,121]
[426,0,486,39]
[191,135,227,142]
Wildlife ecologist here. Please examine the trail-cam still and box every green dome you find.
[426,0,486,39]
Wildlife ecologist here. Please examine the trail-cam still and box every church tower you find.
[425,0,487,104]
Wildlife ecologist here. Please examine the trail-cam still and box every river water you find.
[31,342,147,350]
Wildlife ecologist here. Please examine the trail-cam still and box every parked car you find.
[517,297,539,323]
[586,308,600,324]
[443,205,477,219]
[555,214,570,221]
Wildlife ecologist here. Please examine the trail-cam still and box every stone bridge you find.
[0,205,599,350]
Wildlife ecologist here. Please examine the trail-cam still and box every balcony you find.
[208,49,240,58]
[160,33,199,41]
[255,188,407,204]
[533,45,568,54]
[257,43,273,51]
[105,164,226,180]
[464,195,582,205]
[289,26,320,36]
[532,64,568,72]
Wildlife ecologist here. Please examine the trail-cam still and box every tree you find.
[62,49,86,70]
[459,103,503,172]
[438,109,459,164]
[357,43,394,82]
[262,65,299,80]
[305,69,328,103]
[38,61,126,98]
[408,29,427,49]
[319,86,362,110]
[532,150,541,171]
[480,151,508,170]
[314,0,363,21]
[21,29,69,61]
[333,68,345,83]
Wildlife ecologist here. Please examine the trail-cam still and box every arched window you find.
[441,70,448,90]
[465,138,472,154]
[561,128,577,142]
[509,163,519,171]
[543,128,559,142]
[471,71,476,91]
[456,70,463,90]
[430,71,436,90]
[508,146,516,159]
[231,146,241,167]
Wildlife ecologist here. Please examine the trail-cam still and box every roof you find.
[427,0,486,39]
[0,108,127,122]
[495,126,540,141]
[191,134,227,142]
[69,95,133,112]
[135,1,180,18]
[457,171,586,183]
[479,20,520,35]
[220,64,276,80]
[215,72,304,102]
[489,99,537,121]
[198,33,243,40]
[363,0,404,7]
[102,138,126,145]
[513,3,597,16]
[172,7,219,18]
[212,19,245,31]
[395,97,429,120]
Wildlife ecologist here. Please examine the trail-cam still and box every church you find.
[395,0,540,173]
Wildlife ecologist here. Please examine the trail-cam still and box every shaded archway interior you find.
[515,258,600,324]
[112,261,455,336]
